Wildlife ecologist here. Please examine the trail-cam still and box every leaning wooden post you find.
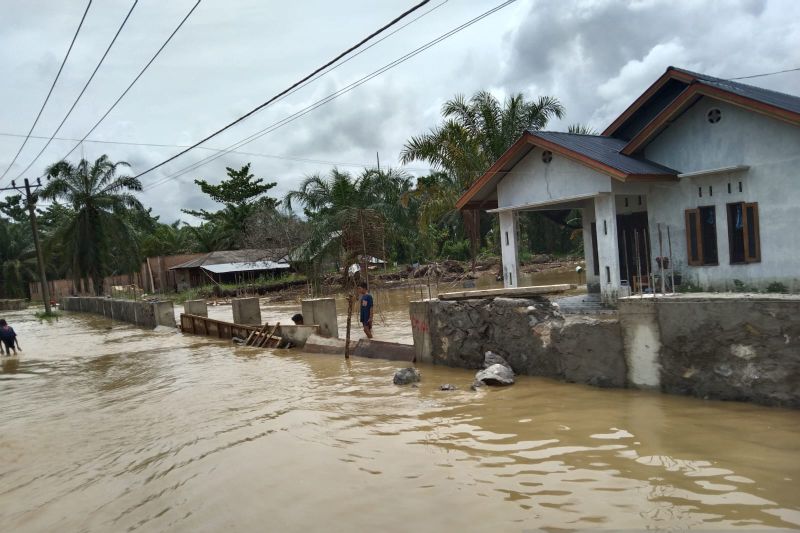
[344,293,354,359]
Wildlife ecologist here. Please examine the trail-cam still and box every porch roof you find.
[456,131,678,210]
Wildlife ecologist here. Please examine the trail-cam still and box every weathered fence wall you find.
[0,299,27,311]
[411,297,626,387]
[60,297,175,329]
[618,295,800,408]
[412,294,800,408]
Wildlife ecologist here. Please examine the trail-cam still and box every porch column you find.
[593,194,622,303]
[499,210,520,288]
[581,201,599,291]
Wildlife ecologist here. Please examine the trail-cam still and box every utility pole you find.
[1,178,52,313]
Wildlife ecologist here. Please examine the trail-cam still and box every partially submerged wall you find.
[619,295,800,408]
[61,297,176,329]
[412,297,626,388]
[413,294,800,408]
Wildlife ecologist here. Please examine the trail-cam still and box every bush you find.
[766,281,788,293]
[439,239,471,261]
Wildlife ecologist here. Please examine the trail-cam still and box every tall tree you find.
[400,90,566,257]
[182,163,279,249]
[42,155,145,294]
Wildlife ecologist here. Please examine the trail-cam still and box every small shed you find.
[170,249,290,290]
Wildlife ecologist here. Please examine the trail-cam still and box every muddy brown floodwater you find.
[1,272,799,532]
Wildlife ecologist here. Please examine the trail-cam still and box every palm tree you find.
[400,91,564,259]
[0,219,35,298]
[41,155,144,294]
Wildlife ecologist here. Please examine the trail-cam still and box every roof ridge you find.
[669,65,800,99]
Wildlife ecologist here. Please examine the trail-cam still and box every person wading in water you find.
[0,319,22,356]
[357,282,374,339]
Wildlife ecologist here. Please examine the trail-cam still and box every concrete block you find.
[153,301,176,327]
[301,298,339,338]
[352,339,415,362]
[409,300,433,364]
[232,297,262,325]
[184,299,208,317]
[275,325,318,347]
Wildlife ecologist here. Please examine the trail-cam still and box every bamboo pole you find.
[658,223,665,295]
[667,225,675,294]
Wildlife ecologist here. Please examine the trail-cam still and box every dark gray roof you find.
[672,67,800,115]
[528,131,678,175]
[170,248,288,270]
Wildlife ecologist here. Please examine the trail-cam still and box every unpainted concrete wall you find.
[301,298,339,338]
[232,297,261,325]
[60,297,176,329]
[412,297,626,388]
[619,296,800,408]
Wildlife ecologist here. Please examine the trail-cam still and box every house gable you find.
[497,146,613,209]
[643,96,800,173]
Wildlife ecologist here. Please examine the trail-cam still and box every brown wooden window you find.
[685,206,718,266]
[727,202,760,264]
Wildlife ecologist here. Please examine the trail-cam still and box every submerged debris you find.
[483,350,511,370]
[475,363,515,386]
[439,383,457,391]
[393,367,421,385]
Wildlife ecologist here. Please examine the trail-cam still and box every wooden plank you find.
[438,284,573,301]
[257,322,280,348]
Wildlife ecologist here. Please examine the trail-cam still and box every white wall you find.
[594,194,622,302]
[497,146,612,208]
[642,97,800,290]
[499,211,520,287]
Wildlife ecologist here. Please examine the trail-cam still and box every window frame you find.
[685,205,719,267]
[727,201,761,264]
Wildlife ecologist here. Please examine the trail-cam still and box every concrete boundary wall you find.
[61,297,176,329]
[413,294,800,408]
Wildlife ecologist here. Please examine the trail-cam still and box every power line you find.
[12,1,139,182]
[42,0,203,178]
[143,0,518,192]
[0,1,93,183]
[728,66,800,80]
[0,131,434,172]
[133,0,433,181]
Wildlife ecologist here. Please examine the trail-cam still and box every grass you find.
[34,310,61,321]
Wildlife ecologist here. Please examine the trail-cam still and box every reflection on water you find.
[1,292,799,532]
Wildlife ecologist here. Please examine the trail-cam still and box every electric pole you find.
[1,178,52,313]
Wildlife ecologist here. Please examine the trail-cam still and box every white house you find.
[457,67,800,302]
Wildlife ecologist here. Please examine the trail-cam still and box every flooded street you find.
[2,294,799,532]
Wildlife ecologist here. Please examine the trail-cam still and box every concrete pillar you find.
[409,300,433,364]
[499,210,520,288]
[581,200,599,291]
[594,194,622,303]
[301,297,339,338]
[232,297,262,325]
[184,299,208,317]
[153,301,176,328]
[618,299,662,389]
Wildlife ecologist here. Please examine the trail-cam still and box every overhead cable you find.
[47,0,202,175]
[12,1,139,181]
[0,0,93,183]
[143,0,518,191]
[133,0,434,181]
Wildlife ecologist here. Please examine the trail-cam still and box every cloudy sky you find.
[1,0,798,222]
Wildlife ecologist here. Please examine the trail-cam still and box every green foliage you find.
[400,90,565,258]
[41,155,145,294]
[567,123,599,135]
[765,281,788,293]
[440,239,471,260]
[182,163,279,250]
[677,281,704,293]
[167,273,305,303]
[34,310,61,321]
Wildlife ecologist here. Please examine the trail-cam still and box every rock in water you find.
[439,383,457,391]
[483,350,511,369]
[475,363,515,386]
[393,367,421,385]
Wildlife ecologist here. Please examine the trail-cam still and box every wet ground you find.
[1,272,799,532]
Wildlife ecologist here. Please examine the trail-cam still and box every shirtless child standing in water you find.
[0,319,21,356]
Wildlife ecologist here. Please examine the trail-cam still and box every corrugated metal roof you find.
[673,67,800,115]
[201,261,291,274]
[170,248,288,270]
[529,131,678,175]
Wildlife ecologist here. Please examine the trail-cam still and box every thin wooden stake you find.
[257,322,280,348]
[246,322,270,346]
[658,223,665,295]
[667,225,675,294]
[345,293,354,359]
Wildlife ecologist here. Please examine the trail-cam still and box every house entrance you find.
[617,212,651,290]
